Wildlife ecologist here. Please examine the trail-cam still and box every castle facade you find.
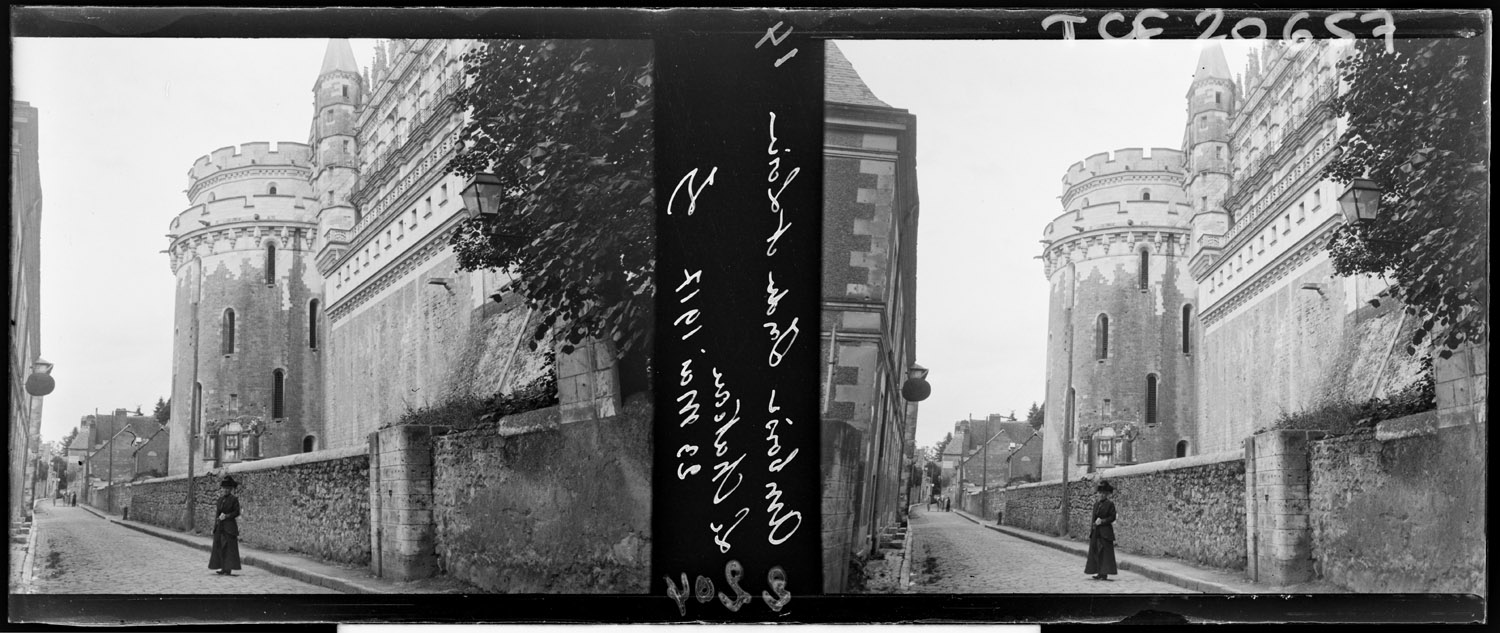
[165,40,544,475]
[1041,40,1420,480]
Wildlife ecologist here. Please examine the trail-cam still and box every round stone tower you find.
[1039,148,1197,482]
[165,142,325,476]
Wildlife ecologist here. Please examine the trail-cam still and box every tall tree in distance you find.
[447,40,655,377]
[152,397,171,425]
[934,431,953,458]
[1026,402,1044,429]
[1323,35,1490,357]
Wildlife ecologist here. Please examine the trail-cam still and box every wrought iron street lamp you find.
[460,173,505,216]
[1338,178,1382,224]
[25,358,55,397]
[902,364,931,402]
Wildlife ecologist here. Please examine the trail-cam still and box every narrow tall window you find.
[1138,249,1150,291]
[1067,387,1076,427]
[221,309,236,355]
[193,382,203,436]
[272,369,286,419]
[1182,304,1193,354]
[265,243,277,285]
[341,85,348,98]
[309,299,320,349]
[1215,91,1222,105]
[1176,440,1189,458]
[1096,314,1110,360]
[1145,374,1159,427]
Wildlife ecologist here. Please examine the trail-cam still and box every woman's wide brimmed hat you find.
[220,475,240,489]
[1096,480,1114,493]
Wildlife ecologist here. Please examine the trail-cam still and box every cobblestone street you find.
[23,504,341,594]
[906,508,1191,594]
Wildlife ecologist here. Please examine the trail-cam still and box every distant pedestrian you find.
[208,475,242,576]
[1085,480,1118,581]
[944,496,951,512]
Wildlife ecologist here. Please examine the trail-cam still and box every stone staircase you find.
[878,523,907,551]
[11,519,32,544]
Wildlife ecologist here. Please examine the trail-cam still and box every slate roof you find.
[320,39,360,75]
[825,41,891,108]
[1193,42,1232,83]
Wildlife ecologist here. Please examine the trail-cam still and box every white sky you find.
[837,39,1252,450]
[14,38,377,444]
[13,36,1249,453]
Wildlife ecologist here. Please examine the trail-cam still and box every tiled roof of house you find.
[825,41,891,108]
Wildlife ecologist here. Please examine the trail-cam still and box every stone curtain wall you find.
[126,447,370,565]
[998,450,1247,570]
[821,418,867,593]
[1309,421,1486,594]
[430,396,652,593]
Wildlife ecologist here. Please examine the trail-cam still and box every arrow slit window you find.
[222,309,236,355]
[1138,248,1150,291]
[1145,374,1159,427]
[265,242,277,285]
[272,369,286,419]
[1097,314,1110,360]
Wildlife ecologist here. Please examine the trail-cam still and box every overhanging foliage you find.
[447,40,655,358]
[1323,36,1490,357]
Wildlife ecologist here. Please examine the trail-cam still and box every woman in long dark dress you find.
[208,475,242,576]
[1084,480,1118,581]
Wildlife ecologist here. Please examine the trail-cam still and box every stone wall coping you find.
[129,445,368,486]
[1014,449,1245,489]
[1373,409,1441,442]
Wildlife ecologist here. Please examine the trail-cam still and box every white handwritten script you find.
[661,20,806,617]
[1042,9,1396,53]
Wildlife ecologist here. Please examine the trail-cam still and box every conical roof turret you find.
[1192,42,1232,83]
[320,39,359,75]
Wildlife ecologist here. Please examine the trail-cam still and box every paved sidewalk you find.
[949,508,1350,594]
[72,504,469,594]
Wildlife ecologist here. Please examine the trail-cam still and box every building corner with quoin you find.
[820,41,924,593]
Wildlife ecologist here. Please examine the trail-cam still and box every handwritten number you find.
[755,21,798,68]
[1196,9,1225,39]
[762,566,792,612]
[1231,17,1267,41]
[1360,11,1397,54]
[1280,12,1312,44]
[664,573,690,616]
[1324,12,1357,40]
[718,560,752,611]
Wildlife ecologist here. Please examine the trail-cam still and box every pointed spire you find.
[1192,42,1232,83]
[320,39,359,75]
